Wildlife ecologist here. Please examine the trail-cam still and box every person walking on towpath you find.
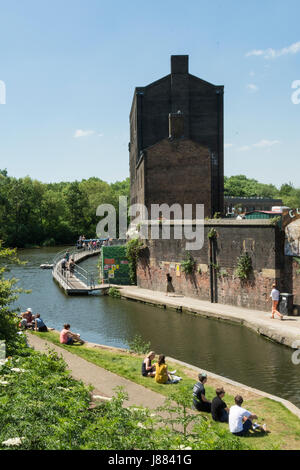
[270,283,284,320]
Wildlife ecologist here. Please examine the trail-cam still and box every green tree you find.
[0,241,26,355]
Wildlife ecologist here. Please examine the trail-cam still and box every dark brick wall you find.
[142,138,212,219]
[137,222,285,311]
[129,56,224,217]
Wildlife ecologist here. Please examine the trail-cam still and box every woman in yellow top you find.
[155,355,172,384]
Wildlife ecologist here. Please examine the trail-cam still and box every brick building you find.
[129,55,224,218]
[224,196,284,215]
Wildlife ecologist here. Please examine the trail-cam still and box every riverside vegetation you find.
[0,242,250,450]
[1,244,300,450]
[1,170,300,248]
[32,330,300,451]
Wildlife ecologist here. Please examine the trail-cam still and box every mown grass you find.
[32,331,300,450]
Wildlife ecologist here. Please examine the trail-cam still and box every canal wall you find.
[137,219,293,312]
[118,285,300,349]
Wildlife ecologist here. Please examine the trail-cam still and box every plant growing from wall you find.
[235,252,253,280]
[218,268,228,278]
[207,228,217,240]
[293,257,300,275]
[269,216,281,226]
[210,262,220,274]
[181,252,196,275]
[108,287,121,298]
[126,238,145,285]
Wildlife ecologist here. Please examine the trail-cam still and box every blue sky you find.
[0,0,300,187]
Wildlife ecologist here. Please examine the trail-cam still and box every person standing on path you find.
[166,273,174,296]
[69,259,75,278]
[270,284,283,320]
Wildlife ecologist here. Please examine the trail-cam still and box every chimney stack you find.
[171,55,189,74]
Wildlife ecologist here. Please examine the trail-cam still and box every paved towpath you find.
[27,333,166,409]
[118,286,300,348]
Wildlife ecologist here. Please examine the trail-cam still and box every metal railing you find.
[52,246,100,290]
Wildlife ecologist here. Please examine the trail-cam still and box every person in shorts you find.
[270,284,283,320]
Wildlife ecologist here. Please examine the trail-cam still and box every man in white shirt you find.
[270,283,283,320]
[229,395,258,436]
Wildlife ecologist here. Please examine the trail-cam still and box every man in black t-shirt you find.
[211,387,229,423]
[192,373,211,412]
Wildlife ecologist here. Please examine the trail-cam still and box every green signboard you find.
[100,245,130,285]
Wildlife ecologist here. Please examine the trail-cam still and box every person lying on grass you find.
[60,324,85,345]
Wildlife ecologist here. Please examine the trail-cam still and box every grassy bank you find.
[32,331,300,450]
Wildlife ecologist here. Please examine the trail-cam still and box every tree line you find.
[1,169,300,248]
[0,169,129,248]
[224,175,300,208]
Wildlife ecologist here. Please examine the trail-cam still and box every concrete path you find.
[118,286,300,348]
[27,333,166,409]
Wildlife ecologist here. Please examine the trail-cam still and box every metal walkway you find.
[52,247,110,295]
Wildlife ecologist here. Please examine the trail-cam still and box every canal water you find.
[10,247,300,408]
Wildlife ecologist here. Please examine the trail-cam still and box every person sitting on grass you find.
[192,373,212,413]
[34,314,48,332]
[60,324,85,345]
[154,355,181,384]
[229,395,267,436]
[211,387,229,423]
[141,351,156,377]
[155,355,174,384]
[20,308,34,330]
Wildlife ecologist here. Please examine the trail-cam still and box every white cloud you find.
[74,129,95,138]
[236,140,281,152]
[247,83,259,92]
[224,143,233,149]
[253,139,280,148]
[246,41,300,59]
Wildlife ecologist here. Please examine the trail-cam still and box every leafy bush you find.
[126,238,145,285]
[207,228,218,239]
[108,287,121,298]
[0,350,251,450]
[235,252,253,280]
[128,334,151,355]
[0,242,28,355]
[181,253,195,275]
